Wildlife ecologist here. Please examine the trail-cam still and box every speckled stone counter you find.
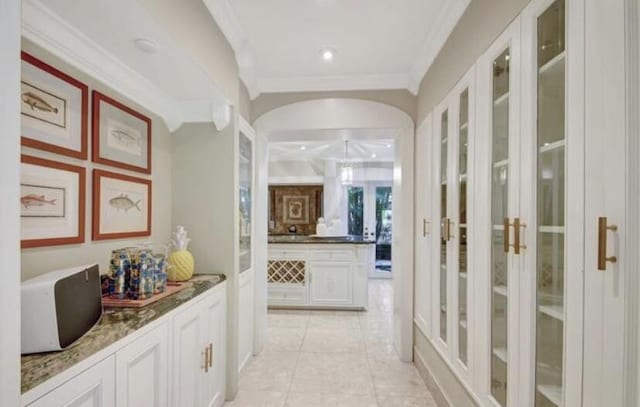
[21,274,225,394]
[268,235,375,244]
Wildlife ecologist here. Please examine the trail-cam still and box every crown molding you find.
[204,0,469,97]
[23,0,231,132]
[408,0,471,94]
[257,73,410,95]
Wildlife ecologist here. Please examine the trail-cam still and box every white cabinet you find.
[28,356,115,407]
[115,323,169,407]
[309,262,353,306]
[24,281,227,407]
[415,0,631,405]
[200,287,226,407]
[171,284,227,407]
[267,244,372,309]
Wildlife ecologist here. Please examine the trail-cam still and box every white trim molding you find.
[203,0,470,98]
[408,0,471,94]
[23,0,231,132]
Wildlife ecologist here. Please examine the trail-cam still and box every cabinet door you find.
[115,323,169,407]
[172,304,204,407]
[476,17,522,407]
[201,287,226,407]
[450,66,475,375]
[28,356,115,407]
[309,262,353,305]
[414,114,433,337]
[432,98,451,350]
[238,269,254,373]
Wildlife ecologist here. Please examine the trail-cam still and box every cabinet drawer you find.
[309,249,353,262]
[268,285,307,305]
[269,249,306,260]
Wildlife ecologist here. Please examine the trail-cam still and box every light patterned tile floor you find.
[226,280,437,407]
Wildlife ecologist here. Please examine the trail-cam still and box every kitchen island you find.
[268,235,375,309]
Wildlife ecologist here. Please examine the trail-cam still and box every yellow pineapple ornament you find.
[167,225,194,281]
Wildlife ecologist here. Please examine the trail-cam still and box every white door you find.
[116,323,169,407]
[475,17,522,407]
[201,287,226,407]
[309,262,353,305]
[28,356,115,407]
[582,0,628,405]
[172,304,204,407]
[414,114,433,337]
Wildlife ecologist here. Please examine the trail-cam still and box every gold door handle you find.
[442,218,453,241]
[203,346,209,373]
[512,218,527,255]
[208,343,213,368]
[598,217,618,270]
[503,218,510,253]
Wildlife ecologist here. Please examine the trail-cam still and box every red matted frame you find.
[21,155,86,248]
[92,169,152,240]
[92,90,152,174]
[20,52,89,159]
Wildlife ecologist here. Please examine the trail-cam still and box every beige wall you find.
[138,0,240,106]
[251,89,417,124]
[416,0,532,124]
[239,81,251,122]
[20,40,173,280]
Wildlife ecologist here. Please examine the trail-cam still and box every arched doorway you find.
[253,98,415,361]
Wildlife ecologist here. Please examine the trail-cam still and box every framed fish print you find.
[93,169,152,240]
[21,52,89,159]
[92,91,152,174]
[21,155,86,248]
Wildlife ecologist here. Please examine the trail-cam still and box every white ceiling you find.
[270,139,395,163]
[205,0,471,98]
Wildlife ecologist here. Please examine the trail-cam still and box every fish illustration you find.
[110,129,141,148]
[21,194,57,208]
[109,194,141,213]
[22,92,58,114]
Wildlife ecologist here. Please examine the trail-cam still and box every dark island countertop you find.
[21,274,225,394]
[268,235,375,245]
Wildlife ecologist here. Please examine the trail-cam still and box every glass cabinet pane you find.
[491,47,510,407]
[458,89,469,365]
[440,110,449,342]
[535,1,566,406]
[239,133,252,273]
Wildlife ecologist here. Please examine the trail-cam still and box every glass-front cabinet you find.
[238,131,254,273]
[431,67,476,379]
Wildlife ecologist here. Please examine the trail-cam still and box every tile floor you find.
[226,280,438,407]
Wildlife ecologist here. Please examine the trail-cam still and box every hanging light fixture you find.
[341,140,353,185]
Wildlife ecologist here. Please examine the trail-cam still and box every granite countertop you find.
[21,274,225,394]
[268,235,375,244]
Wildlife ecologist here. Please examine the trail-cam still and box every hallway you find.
[227,280,437,407]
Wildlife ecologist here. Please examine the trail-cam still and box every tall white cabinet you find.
[415,0,631,405]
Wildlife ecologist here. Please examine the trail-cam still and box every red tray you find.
[102,282,191,308]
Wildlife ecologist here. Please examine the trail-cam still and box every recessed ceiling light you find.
[371,153,377,159]
[134,38,158,54]
[385,143,392,148]
[300,146,307,150]
[320,48,335,62]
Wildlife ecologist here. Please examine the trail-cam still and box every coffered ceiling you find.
[204,0,471,98]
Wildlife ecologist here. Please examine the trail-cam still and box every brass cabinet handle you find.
[503,218,510,253]
[208,343,213,368]
[512,218,527,255]
[203,346,209,373]
[598,217,618,270]
[442,218,453,241]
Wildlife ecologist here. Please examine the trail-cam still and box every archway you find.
[254,98,415,361]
